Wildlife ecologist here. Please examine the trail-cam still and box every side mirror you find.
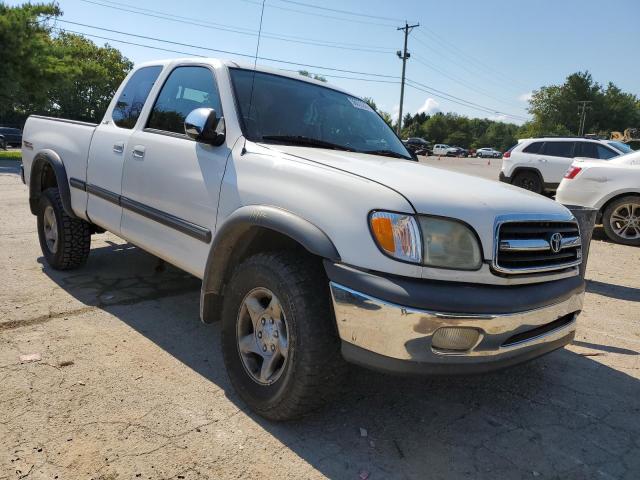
[184,108,225,146]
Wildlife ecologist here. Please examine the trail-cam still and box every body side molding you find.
[199,205,341,323]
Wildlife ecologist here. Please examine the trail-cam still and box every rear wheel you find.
[602,196,640,246]
[37,188,91,270]
[512,170,542,194]
[221,251,345,420]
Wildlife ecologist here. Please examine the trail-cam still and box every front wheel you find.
[221,252,346,420]
[512,171,543,194]
[602,196,640,246]
[37,188,91,270]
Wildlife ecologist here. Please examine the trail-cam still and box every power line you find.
[412,31,524,95]
[53,23,400,79]
[238,0,398,27]
[417,28,530,91]
[78,0,394,53]
[275,0,404,22]
[405,79,528,121]
[412,54,523,110]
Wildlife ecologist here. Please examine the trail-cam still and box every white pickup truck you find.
[22,58,585,420]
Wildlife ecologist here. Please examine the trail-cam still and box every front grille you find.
[494,220,582,274]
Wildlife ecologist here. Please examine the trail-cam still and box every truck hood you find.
[266,145,574,258]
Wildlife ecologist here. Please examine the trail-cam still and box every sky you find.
[8,0,640,125]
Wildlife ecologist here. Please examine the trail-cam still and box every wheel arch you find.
[199,205,341,323]
[597,190,640,222]
[511,166,544,184]
[29,149,76,218]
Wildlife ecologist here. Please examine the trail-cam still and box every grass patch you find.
[0,150,22,160]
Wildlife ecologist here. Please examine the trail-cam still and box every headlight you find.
[369,211,422,263]
[419,216,482,270]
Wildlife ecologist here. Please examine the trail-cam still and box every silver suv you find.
[500,137,631,194]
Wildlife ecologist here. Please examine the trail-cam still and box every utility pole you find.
[396,21,419,134]
[577,100,592,136]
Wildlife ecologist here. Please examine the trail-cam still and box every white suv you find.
[500,137,631,194]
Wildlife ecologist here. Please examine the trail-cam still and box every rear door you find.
[86,66,162,233]
[120,65,230,277]
[537,141,575,184]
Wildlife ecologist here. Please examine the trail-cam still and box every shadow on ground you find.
[40,241,640,479]
[587,279,640,302]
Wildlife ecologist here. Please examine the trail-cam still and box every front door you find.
[86,65,162,233]
[537,141,575,184]
[120,65,230,277]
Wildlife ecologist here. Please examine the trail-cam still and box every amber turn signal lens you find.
[370,216,395,252]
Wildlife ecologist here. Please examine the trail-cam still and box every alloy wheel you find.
[610,203,640,240]
[236,287,290,385]
[43,205,58,253]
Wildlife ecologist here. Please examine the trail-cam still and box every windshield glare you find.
[230,68,410,158]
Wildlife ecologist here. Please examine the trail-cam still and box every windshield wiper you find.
[361,149,411,160]
[260,135,356,152]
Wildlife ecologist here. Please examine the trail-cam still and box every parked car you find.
[22,58,586,420]
[403,137,431,156]
[453,146,469,157]
[500,137,631,194]
[432,144,459,156]
[0,127,23,147]
[476,147,501,158]
[557,151,640,245]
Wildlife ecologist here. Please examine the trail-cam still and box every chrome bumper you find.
[330,282,582,372]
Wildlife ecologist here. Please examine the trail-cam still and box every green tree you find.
[527,71,640,136]
[0,2,133,125]
[48,33,132,122]
[0,2,61,123]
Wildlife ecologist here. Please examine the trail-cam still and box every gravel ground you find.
[1,157,639,479]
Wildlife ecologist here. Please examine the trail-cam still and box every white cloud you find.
[518,91,533,103]
[417,98,440,115]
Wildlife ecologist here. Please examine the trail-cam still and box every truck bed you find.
[22,115,97,219]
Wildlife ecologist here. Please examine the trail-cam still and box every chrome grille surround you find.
[492,214,582,275]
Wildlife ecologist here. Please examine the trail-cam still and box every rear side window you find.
[522,141,543,154]
[147,66,222,135]
[541,141,574,158]
[112,66,162,129]
[575,142,617,160]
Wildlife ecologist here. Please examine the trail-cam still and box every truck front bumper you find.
[325,262,583,375]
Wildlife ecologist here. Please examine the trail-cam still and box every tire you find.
[37,188,91,270]
[221,251,346,420]
[602,195,640,246]
[512,170,543,194]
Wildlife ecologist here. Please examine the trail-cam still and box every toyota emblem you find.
[550,232,563,253]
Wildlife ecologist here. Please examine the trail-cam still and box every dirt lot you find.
[1,157,639,479]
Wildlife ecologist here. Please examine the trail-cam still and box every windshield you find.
[608,141,633,155]
[230,68,411,159]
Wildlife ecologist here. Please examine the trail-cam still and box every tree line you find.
[0,2,132,126]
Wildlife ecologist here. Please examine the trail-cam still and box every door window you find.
[576,142,618,160]
[541,141,575,158]
[147,66,222,135]
[522,141,543,154]
[112,66,163,129]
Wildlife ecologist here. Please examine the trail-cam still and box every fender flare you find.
[199,205,340,322]
[29,149,77,218]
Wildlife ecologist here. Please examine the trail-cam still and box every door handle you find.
[113,142,124,154]
[132,145,146,159]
